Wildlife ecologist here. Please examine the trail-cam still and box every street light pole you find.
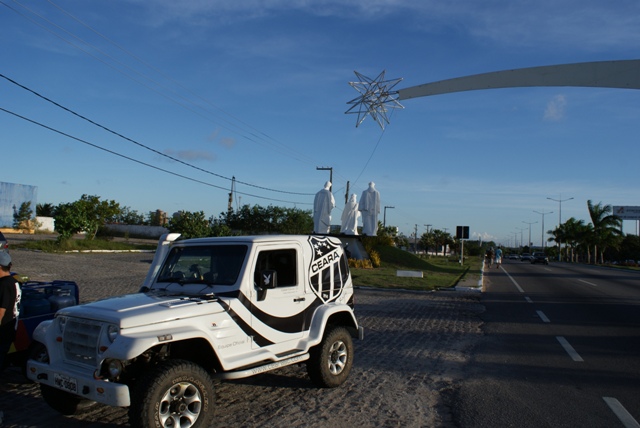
[516,227,527,248]
[547,196,574,261]
[316,166,333,191]
[522,221,537,249]
[423,224,432,255]
[533,210,553,249]
[383,206,395,228]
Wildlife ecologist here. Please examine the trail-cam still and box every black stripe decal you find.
[217,298,274,347]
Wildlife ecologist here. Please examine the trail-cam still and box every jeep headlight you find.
[106,359,123,378]
[107,324,119,343]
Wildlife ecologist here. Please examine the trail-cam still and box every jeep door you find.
[249,244,307,349]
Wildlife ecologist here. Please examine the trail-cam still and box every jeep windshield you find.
[156,245,248,286]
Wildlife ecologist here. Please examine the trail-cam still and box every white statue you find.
[340,194,360,235]
[313,181,335,234]
[358,181,380,236]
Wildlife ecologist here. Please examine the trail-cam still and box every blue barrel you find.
[21,290,52,318]
[48,288,77,311]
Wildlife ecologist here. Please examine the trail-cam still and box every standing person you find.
[485,247,494,268]
[0,252,21,371]
[495,247,503,268]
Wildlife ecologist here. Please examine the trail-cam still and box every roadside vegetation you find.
[7,194,639,270]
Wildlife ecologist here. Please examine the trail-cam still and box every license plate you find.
[54,373,78,394]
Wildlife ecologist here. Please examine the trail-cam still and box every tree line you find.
[546,200,640,264]
[25,195,640,263]
[32,194,318,241]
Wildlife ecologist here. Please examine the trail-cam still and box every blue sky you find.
[2,0,639,246]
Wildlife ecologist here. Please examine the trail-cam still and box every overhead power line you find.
[0,72,314,197]
[0,106,312,206]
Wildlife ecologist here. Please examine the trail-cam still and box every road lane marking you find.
[603,397,640,428]
[524,296,533,303]
[502,269,525,293]
[537,310,550,323]
[556,336,584,362]
[578,279,598,286]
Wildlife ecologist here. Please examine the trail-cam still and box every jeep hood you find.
[56,292,225,329]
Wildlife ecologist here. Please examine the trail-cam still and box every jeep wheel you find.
[129,359,215,428]
[307,326,353,388]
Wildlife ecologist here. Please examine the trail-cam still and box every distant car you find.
[520,253,533,261]
[531,252,549,265]
[0,231,8,252]
[507,254,520,260]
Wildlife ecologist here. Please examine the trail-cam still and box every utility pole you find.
[344,181,350,204]
[414,224,418,253]
[227,176,236,213]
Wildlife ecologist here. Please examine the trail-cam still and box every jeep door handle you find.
[293,297,306,302]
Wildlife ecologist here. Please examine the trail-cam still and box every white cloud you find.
[543,95,567,121]
[130,0,640,50]
[219,137,236,148]
[163,149,216,162]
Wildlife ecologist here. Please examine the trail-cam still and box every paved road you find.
[1,248,483,427]
[452,260,640,428]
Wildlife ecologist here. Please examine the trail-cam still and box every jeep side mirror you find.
[257,270,277,301]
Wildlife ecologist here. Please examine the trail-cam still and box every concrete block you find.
[396,270,423,278]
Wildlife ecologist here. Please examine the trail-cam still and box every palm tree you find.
[586,200,622,264]
[562,217,585,262]
[548,226,563,260]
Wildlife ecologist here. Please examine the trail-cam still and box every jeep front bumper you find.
[27,360,131,407]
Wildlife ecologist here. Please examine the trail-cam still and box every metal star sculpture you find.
[345,70,404,129]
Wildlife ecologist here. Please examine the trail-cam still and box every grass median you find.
[351,245,482,291]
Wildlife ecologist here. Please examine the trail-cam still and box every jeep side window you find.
[254,249,297,287]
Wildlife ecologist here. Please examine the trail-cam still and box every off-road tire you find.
[128,359,215,428]
[307,326,353,388]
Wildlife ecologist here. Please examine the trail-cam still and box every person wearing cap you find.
[0,252,21,371]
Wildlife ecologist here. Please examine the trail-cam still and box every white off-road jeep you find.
[27,234,363,427]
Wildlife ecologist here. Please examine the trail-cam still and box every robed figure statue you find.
[358,182,380,236]
[313,181,335,234]
[340,194,360,235]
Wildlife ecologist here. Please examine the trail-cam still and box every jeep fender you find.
[31,319,53,345]
[305,304,359,348]
[103,325,216,361]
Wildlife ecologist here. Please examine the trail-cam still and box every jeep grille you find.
[64,319,102,365]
